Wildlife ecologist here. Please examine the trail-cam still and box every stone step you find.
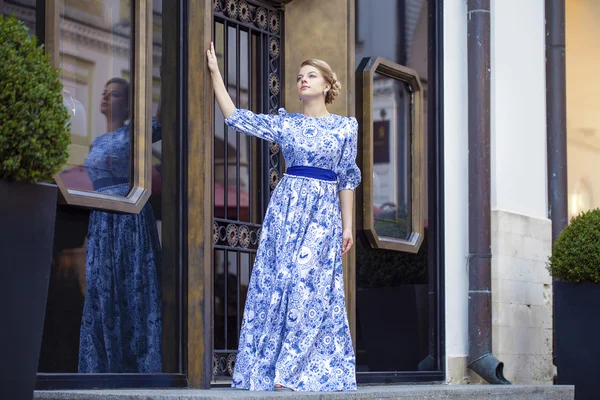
[35,385,574,400]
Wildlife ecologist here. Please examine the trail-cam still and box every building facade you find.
[1,0,583,391]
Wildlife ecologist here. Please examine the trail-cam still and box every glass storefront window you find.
[1,0,36,32]
[355,0,435,374]
[36,0,179,375]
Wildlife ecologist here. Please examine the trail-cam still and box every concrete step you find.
[35,385,574,400]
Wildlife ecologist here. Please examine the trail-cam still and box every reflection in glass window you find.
[57,0,135,195]
[1,0,36,32]
[372,72,412,241]
[39,0,171,374]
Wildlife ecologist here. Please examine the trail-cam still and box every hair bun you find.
[327,76,342,105]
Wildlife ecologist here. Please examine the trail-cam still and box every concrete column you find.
[443,0,470,384]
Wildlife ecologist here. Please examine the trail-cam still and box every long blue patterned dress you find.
[225,108,361,391]
[78,119,162,373]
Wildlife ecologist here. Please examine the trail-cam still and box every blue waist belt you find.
[285,166,337,182]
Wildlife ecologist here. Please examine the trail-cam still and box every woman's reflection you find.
[78,77,163,373]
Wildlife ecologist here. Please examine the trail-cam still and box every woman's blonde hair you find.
[300,59,341,104]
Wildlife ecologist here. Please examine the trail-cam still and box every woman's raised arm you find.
[207,41,235,118]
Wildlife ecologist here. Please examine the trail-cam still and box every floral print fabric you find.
[78,118,163,373]
[225,108,361,391]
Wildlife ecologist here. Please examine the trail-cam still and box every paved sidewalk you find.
[36,384,574,400]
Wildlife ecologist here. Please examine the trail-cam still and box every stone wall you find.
[491,210,553,384]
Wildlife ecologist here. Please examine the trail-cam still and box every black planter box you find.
[0,181,58,400]
[555,280,600,400]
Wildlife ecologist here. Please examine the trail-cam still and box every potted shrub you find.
[549,208,600,400]
[0,15,70,400]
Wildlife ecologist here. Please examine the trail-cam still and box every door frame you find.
[182,0,214,389]
[352,0,446,383]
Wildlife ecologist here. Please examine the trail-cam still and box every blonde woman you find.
[207,42,360,392]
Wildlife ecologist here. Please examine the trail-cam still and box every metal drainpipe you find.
[466,0,510,384]
[545,0,568,242]
[545,0,567,383]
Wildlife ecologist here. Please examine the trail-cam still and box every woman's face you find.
[100,82,128,120]
[297,65,330,101]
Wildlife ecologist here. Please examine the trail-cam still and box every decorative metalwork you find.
[213,0,281,36]
[238,1,251,22]
[269,73,280,95]
[218,225,227,242]
[213,352,239,377]
[255,8,268,30]
[213,221,219,244]
[213,353,219,376]
[226,224,239,247]
[269,141,279,155]
[250,229,259,246]
[269,37,279,58]
[269,11,280,34]
[213,0,283,378]
[239,225,250,248]
[213,220,262,250]
[226,0,238,18]
[227,353,237,376]
[269,168,280,189]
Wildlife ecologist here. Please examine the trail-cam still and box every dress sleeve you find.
[151,116,162,143]
[224,108,285,143]
[337,117,362,192]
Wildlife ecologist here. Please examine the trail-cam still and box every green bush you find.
[548,209,600,283]
[0,14,70,183]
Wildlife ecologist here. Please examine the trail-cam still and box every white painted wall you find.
[489,0,553,384]
[490,0,547,219]
[443,0,469,379]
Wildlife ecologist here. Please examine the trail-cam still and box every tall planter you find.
[554,280,600,400]
[548,208,600,400]
[0,181,58,400]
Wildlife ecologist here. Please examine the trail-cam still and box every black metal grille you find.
[212,0,283,380]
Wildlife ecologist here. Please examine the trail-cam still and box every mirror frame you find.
[50,0,153,214]
[359,56,425,253]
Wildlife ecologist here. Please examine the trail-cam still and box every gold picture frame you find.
[358,56,425,253]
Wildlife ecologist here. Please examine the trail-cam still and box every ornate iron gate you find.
[211,0,283,380]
